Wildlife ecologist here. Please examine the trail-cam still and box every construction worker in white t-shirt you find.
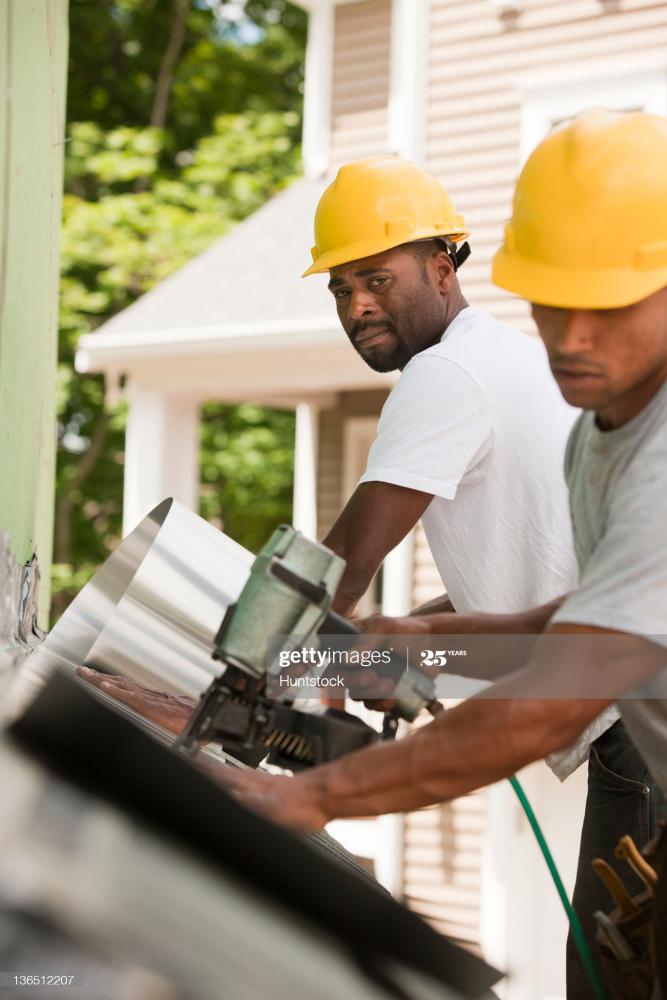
[306,157,577,620]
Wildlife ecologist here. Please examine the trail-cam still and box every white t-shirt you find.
[360,306,579,614]
[360,307,614,780]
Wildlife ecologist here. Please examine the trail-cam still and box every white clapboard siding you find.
[402,800,485,947]
[426,0,667,334]
[407,531,487,950]
[329,0,392,168]
[316,389,389,538]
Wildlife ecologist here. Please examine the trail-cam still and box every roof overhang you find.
[76,317,342,371]
[76,316,397,402]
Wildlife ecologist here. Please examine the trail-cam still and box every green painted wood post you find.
[0,0,69,622]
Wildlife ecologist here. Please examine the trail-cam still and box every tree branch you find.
[134,0,190,193]
[149,0,191,131]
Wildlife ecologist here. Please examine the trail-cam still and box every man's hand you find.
[355,613,432,636]
[77,666,196,735]
[210,766,330,834]
[338,615,433,711]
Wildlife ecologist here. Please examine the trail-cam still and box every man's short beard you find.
[356,339,413,372]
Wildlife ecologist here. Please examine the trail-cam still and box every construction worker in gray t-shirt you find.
[492,107,667,998]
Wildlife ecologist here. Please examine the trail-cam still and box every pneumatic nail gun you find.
[175,525,440,770]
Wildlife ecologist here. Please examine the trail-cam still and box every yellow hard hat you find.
[492,109,667,309]
[303,156,468,277]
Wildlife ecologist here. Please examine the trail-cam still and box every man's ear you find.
[433,250,456,294]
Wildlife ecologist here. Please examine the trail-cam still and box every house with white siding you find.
[76,1,667,995]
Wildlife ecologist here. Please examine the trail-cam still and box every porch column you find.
[374,531,415,896]
[292,402,319,540]
[123,384,200,535]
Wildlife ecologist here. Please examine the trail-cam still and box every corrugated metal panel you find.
[329,0,392,168]
[426,0,667,333]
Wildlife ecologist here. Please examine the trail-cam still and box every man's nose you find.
[556,310,597,354]
[347,288,378,321]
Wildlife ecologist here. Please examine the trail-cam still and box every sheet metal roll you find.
[29,498,253,698]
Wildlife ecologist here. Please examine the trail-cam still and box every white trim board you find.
[302,0,333,178]
[388,0,430,164]
[520,63,667,163]
[75,317,342,371]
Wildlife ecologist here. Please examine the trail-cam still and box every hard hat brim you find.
[303,228,469,278]
[492,246,667,310]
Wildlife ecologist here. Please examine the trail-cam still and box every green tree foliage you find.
[200,403,296,552]
[55,0,305,620]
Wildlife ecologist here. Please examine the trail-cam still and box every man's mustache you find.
[351,320,397,344]
[549,354,606,374]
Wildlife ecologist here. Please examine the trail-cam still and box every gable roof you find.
[75,175,394,397]
[91,177,331,340]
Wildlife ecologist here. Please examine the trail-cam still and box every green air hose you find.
[508,774,608,1000]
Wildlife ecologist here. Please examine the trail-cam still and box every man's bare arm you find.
[214,623,664,831]
[323,481,433,615]
[355,596,568,683]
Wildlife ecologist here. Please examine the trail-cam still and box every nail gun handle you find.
[320,610,413,685]
[319,613,430,720]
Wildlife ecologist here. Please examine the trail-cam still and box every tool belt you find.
[593,823,667,999]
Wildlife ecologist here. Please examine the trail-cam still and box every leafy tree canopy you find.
[68,0,306,149]
[55,0,305,620]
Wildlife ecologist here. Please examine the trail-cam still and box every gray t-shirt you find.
[551,378,667,793]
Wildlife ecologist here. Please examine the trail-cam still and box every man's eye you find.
[334,289,350,300]
[369,277,388,289]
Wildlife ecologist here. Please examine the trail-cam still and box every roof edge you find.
[75,316,342,373]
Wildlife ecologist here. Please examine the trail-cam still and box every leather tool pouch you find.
[593,824,666,1000]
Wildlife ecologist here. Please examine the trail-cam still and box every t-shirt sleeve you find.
[359,355,494,500]
[551,472,667,641]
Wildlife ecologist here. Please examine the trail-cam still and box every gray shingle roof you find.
[95,177,332,337]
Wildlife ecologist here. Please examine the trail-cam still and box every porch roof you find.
[76,177,396,400]
[75,178,394,399]
[77,177,328,345]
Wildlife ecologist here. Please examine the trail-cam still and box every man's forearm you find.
[418,595,567,636]
[358,596,569,683]
[323,482,435,616]
[298,623,658,824]
[422,597,569,681]
[328,566,373,616]
[301,667,605,820]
